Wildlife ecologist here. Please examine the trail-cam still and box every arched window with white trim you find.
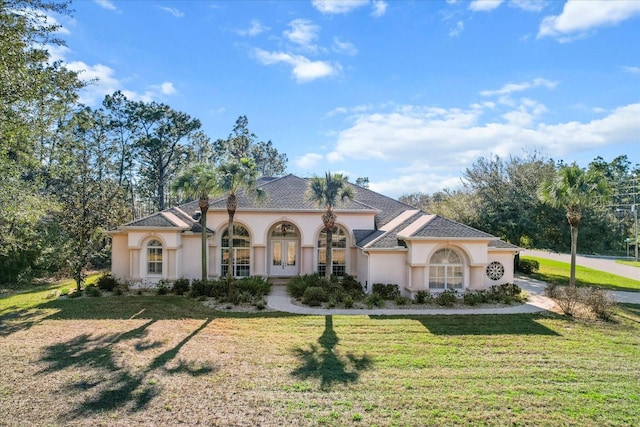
[317,226,347,277]
[428,248,464,290]
[221,225,251,277]
[147,239,163,275]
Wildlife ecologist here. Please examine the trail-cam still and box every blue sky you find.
[50,0,639,197]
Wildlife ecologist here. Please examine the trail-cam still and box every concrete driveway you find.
[520,249,640,303]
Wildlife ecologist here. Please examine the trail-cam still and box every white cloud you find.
[469,0,504,12]
[237,19,269,36]
[94,0,117,11]
[510,0,545,12]
[539,0,640,40]
[157,81,177,95]
[480,77,557,97]
[326,102,640,178]
[284,19,320,50]
[160,7,185,17]
[449,20,464,37]
[371,1,388,17]
[312,0,369,14]
[253,48,340,82]
[295,153,324,170]
[371,173,463,197]
[332,38,358,56]
[66,61,121,105]
[621,65,640,74]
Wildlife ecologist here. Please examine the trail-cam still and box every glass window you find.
[221,225,251,277]
[271,222,298,238]
[147,239,163,275]
[428,248,464,290]
[317,227,347,277]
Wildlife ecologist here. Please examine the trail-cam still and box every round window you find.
[486,261,504,281]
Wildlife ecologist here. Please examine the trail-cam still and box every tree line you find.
[0,1,287,285]
[399,152,639,257]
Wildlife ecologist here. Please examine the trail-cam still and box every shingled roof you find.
[123,206,211,233]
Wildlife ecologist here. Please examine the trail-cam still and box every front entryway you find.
[268,222,300,277]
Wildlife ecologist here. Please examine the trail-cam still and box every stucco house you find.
[109,174,519,296]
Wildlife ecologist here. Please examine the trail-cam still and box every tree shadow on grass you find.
[38,318,215,419]
[370,314,560,336]
[291,315,373,391]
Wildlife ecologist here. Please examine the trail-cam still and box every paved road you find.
[521,249,640,303]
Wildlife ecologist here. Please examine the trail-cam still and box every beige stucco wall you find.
[484,251,517,287]
[110,233,129,280]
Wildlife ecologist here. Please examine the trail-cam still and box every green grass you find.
[522,256,640,292]
[1,284,640,426]
[617,259,640,268]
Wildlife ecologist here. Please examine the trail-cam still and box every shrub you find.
[518,258,539,274]
[555,286,580,316]
[172,278,190,295]
[372,283,401,300]
[254,299,266,310]
[435,289,457,306]
[340,274,363,293]
[365,293,384,308]
[190,279,214,298]
[414,290,433,305]
[463,291,484,306]
[234,290,255,304]
[544,282,559,298]
[236,276,271,298]
[394,296,410,306]
[96,273,119,291]
[156,281,170,295]
[85,284,101,297]
[288,274,325,299]
[586,287,617,321]
[343,295,354,308]
[302,286,328,306]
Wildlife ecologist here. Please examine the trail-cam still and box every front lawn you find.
[1,284,640,426]
[521,256,640,292]
[617,259,640,268]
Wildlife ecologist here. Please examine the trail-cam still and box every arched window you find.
[317,227,347,277]
[147,239,163,275]
[221,225,251,277]
[428,248,463,290]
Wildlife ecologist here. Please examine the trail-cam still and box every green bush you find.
[365,293,385,308]
[394,296,410,306]
[372,283,401,300]
[96,273,119,291]
[340,274,363,293]
[236,276,271,298]
[518,258,539,274]
[413,290,433,304]
[288,274,325,299]
[463,292,483,306]
[343,295,354,308]
[302,286,328,306]
[85,284,101,297]
[172,278,190,295]
[190,279,214,298]
[156,281,170,295]
[435,289,457,306]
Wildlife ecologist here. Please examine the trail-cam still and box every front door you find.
[270,240,298,276]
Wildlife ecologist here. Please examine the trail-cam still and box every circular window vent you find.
[486,261,504,281]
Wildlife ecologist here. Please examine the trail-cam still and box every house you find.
[109,174,519,295]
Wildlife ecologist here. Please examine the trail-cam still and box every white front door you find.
[270,240,298,276]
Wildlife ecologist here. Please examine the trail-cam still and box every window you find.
[317,227,347,277]
[428,248,464,290]
[221,225,251,277]
[147,239,163,275]
[486,261,505,281]
[271,222,298,238]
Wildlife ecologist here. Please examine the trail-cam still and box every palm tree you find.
[172,163,217,280]
[307,172,354,279]
[538,163,610,287]
[216,157,264,280]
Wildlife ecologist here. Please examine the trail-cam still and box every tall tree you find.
[538,164,610,287]
[0,0,84,284]
[306,172,354,279]
[213,115,287,177]
[53,107,129,291]
[216,158,265,279]
[131,101,202,211]
[172,163,217,279]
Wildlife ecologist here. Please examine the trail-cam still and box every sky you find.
[49,0,640,197]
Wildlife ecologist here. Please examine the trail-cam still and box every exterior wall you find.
[180,234,203,280]
[110,233,129,280]
[483,251,517,287]
[368,251,407,292]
